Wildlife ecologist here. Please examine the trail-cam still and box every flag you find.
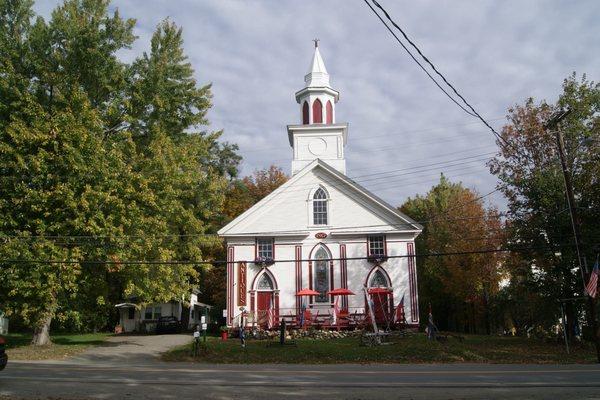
[267,308,273,329]
[394,295,405,324]
[266,297,273,329]
[585,261,599,298]
[299,300,306,327]
[333,297,340,325]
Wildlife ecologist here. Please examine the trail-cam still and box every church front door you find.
[256,292,274,329]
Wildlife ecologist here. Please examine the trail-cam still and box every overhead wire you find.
[364,0,513,151]
[360,0,478,118]
[240,117,505,155]
[0,242,583,266]
[0,148,498,197]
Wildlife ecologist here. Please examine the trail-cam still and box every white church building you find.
[218,43,422,330]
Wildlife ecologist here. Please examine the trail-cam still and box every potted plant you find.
[220,326,229,341]
[367,254,388,264]
[254,256,275,268]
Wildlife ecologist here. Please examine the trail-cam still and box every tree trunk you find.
[483,288,491,335]
[31,314,52,346]
[565,302,576,341]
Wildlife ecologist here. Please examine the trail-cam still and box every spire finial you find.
[313,38,319,48]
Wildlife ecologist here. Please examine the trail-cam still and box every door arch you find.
[309,243,332,304]
[251,270,279,329]
[365,266,393,326]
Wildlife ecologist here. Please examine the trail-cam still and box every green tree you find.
[0,89,140,344]
[0,0,240,344]
[488,73,600,336]
[200,165,288,310]
[222,165,289,222]
[400,175,504,333]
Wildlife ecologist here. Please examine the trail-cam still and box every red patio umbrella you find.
[296,288,320,296]
[327,288,355,296]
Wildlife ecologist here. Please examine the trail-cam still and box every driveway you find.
[70,334,191,365]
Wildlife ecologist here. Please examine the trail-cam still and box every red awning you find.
[327,288,355,296]
[296,288,320,296]
[367,288,392,294]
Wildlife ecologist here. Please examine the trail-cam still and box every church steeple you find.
[288,42,348,176]
[305,41,330,88]
[295,42,340,125]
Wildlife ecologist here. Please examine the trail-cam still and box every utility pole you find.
[545,109,600,363]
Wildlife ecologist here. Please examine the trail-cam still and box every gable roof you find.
[218,159,422,237]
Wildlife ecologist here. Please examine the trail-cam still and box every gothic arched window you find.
[312,98,323,123]
[370,269,389,288]
[314,247,330,303]
[326,100,333,124]
[257,273,274,290]
[302,101,309,125]
[313,188,328,225]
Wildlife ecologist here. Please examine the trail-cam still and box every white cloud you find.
[34,0,600,210]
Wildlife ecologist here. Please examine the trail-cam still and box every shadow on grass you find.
[4,333,112,349]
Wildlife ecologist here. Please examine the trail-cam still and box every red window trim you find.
[366,234,387,257]
[312,98,323,124]
[302,101,309,125]
[255,237,275,259]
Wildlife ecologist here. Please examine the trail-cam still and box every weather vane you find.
[313,38,319,48]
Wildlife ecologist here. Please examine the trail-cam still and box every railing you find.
[234,305,405,330]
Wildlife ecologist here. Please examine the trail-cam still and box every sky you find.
[34,0,600,210]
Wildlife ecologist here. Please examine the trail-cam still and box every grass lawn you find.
[4,332,111,360]
[162,333,597,364]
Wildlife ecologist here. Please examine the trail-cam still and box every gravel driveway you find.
[70,334,191,365]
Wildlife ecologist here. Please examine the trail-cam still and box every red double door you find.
[257,292,274,328]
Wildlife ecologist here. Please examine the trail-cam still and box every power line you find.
[350,152,495,180]
[232,153,496,197]
[0,242,580,266]
[247,127,500,168]
[364,0,511,151]
[348,144,497,173]
[4,207,592,244]
[360,0,478,118]
[240,118,505,155]
[0,149,498,202]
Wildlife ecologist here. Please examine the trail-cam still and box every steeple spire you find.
[289,41,347,175]
[305,43,329,87]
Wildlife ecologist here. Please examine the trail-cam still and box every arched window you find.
[314,247,330,302]
[312,98,323,123]
[302,101,309,125]
[257,273,274,290]
[370,269,389,288]
[326,100,333,124]
[313,188,328,225]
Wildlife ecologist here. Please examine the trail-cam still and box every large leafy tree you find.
[488,74,600,336]
[0,0,239,344]
[222,165,289,223]
[400,175,504,333]
[200,165,288,312]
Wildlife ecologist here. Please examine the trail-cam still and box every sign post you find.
[201,313,207,343]
[193,326,201,357]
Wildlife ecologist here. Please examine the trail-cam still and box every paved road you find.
[2,361,600,399]
[2,336,600,399]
